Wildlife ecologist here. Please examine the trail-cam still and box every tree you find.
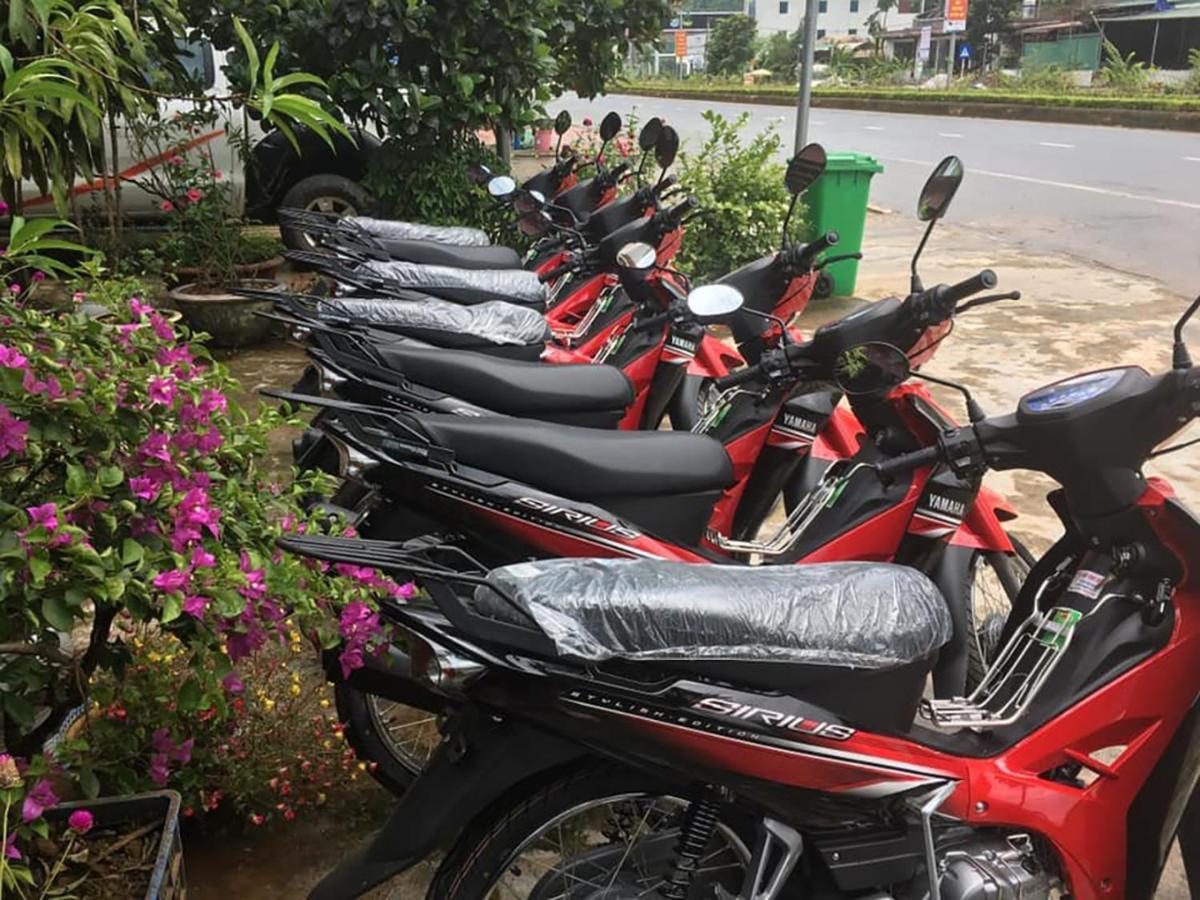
[759,27,804,79]
[706,14,758,76]
[965,0,1022,68]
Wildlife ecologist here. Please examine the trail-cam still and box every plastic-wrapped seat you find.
[472,558,952,731]
[357,261,545,307]
[337,216,492,248]
[315,297,549,361]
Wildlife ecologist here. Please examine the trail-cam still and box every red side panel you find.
[949,486,1017,552]
[687,335,745,377]
[705,421,777,538]
[811,406,865,461]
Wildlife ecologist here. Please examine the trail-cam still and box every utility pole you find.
[794,0,821,151]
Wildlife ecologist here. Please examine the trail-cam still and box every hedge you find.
[617,79,1200,113]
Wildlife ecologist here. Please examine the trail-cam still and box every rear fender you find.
[687,335,745,377]
[307,706,588,900]
[950,486,1017,553]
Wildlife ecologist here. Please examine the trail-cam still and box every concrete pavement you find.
[554,92,1200,297]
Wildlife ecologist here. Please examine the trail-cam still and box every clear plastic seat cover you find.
[339,216,491,247]
[472,558,952,669]
[315,297,549,346]
[357,260,547,305]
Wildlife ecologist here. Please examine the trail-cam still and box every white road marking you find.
[1039,141,1075,149]
[938,132,962,138]
[812,120,827,126]
[864,125,885,131]
[1185,156,1200,162]
[879,155,1200,212]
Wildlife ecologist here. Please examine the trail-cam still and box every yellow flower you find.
[289,684,301,697]
[319,699,330,709]
[262,698,276,711]
[357,761,367,772]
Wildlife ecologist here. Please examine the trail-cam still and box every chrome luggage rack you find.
[706,462,868,558]
[920,599,1104,730]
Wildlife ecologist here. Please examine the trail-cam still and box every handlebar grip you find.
[654,174,678,193]
[714,364,762,391]
[793,231,840,269]
[633,311,671,333]
[942,269,998,307]
[539,260,574,284]
[875,445,941,480]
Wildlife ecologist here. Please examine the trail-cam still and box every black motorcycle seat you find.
[341,216,492,248]
[473,558,951,671]
[356,260,545,308]
[316,297,550,349]
[361,240,522,270]
[375,344,634,416]
[413,415,735,497]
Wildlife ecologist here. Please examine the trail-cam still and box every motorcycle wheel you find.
[429,764,750,900]
[667,374,722,432]
[965,537,1036,692]
[334,684,440,795]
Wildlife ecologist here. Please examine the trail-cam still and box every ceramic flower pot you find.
[167,279,283,349]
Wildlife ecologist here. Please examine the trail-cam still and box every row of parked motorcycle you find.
[248,109,1200,900]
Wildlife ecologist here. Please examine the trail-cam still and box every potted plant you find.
[130,109,285,348]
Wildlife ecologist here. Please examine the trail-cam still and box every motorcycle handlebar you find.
[874,444,943,480]
[942,269,998,307]
[632,310,672,333]
[789,231,840,270]
[539,259,576,283]
[714,364,763,391]
[654,174,678,194]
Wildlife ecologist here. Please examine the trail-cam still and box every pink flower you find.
[147,376,176,406]
[0,405,29,459]
[583,116,593,126]
[22,779,58,822]
[213,170,223,180]
[149,753,170,786]
[182,594,209,619]
[31,271,45,283]
[26,502,58,532]
[68,810,94,834]
[72,291,86,304]
[4,834,19,861]
[222,672,244,694]
[160,200,175,212]
[130,297,153,319]
[190,546,216,569]
[0,199,8,216]
[129,475,161,502]
[150,313,175,342]
[0,345,28,369]
[9,283,21,294]
[137,432,173,464]
[186,188,203,203]
[152,569,189,592]
[168,156,184,167]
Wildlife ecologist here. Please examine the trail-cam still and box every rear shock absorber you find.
[661,788,724,900]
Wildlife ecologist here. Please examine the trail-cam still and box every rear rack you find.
[919,600,1101,730]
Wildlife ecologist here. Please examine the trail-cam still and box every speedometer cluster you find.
[1020,368,1132,415]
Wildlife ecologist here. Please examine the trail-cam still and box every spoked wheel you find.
[277,174,373,251]
[668,374,723,432]
[430,766,750,900]
[334,685,441,795]
[966,536,1036,692]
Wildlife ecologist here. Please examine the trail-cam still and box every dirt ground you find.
[190,209,1198,898]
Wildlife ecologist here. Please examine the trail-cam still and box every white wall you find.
[750,0,918,41]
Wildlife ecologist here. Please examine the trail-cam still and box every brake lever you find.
[955,290,1021,314]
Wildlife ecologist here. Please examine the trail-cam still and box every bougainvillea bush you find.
[0,294,398,766]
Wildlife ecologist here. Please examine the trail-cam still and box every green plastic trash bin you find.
[801,152,883,298]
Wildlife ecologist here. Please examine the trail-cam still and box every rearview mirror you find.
[599,111,622,142]
[553,110,572,136]
[638,117,664,153]
[616,242,657,272]
[487,175,517,198]
[655,126,680,171]
[518,211,551,238]
[785,143,827,195]
[467,163,493,186]
[917,156,964,222]
[833,342,911,395]
[512,190,544,215]
[687,284,745,322]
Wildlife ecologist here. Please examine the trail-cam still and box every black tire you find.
[334,683,440,796]
[277,173,374,251]
[667,373,720,432]
[813,271,835,300]
[965,536,1036,692]
[429,764,749,900]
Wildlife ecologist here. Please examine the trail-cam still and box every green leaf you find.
[78,767,100,799]
[178,679,203,711]
[162,593,182,623]
[232,17,261,96]
[28,554,52,585]
[4,693,34,728]
[99,465,124,488]
[42,593,74,631]
[121,538,144,566]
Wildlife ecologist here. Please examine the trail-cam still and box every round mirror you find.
[785,143,827,195]
[833,342,912,395]
[655,126,680,171]
[487,175,517,198]
[553,110,572,136]
[638,117,664,153]
[687,284,745,321]
[616,241,657,272]
[917,156,964,222]
[466,163,493,186]
[512,190,545,215]
[599,111,622,142]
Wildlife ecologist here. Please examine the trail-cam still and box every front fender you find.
[308,706,588,900]
[687,335,745,377]
[950,486,1017,553]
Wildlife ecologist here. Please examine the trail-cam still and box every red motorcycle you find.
[287,281,1200,900]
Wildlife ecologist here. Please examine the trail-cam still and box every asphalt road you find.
[554,92,1200,296]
